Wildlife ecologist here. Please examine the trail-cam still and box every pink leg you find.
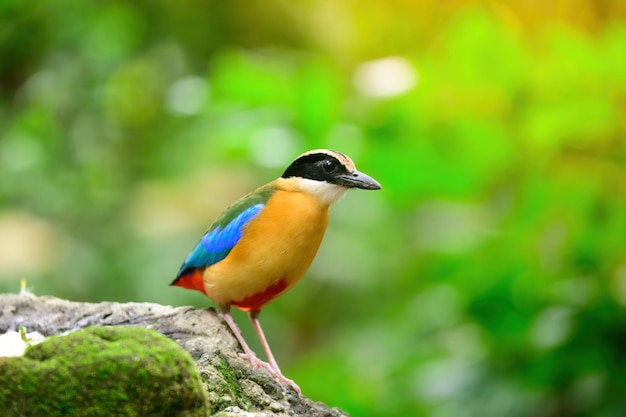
[248,310,301,395]
[220,309,270,371]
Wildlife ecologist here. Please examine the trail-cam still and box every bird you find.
[171,149,381,394]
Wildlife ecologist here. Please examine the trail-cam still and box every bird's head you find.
[279,149,381,206]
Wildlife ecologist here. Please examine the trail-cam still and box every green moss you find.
[203,352,254,414]
[0,326,208,417]
[215,354,246,399]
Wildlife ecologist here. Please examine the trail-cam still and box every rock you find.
[0,326,207,417]
[0,293,348,417]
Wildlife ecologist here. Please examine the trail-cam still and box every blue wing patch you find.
[177,203,264,277]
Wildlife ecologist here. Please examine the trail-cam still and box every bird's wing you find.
[173,184,277,283]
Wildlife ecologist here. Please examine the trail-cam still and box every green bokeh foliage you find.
[1,2,626,416]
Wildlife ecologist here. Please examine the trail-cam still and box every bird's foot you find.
[238,352,273,370]
[267,369,301,395]
[238,352,301,395]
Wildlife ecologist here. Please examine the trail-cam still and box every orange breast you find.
[201,189,329,310]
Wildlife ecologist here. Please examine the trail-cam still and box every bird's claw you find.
[238,352,272,370]
[237,352,301,395]
[271,372,301,395]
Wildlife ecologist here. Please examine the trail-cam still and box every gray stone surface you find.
[0,292,348,417]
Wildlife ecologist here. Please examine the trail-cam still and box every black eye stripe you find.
[281,153,347,181]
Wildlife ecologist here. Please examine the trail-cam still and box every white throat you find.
[279,177,348,206]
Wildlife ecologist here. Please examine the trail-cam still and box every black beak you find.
[336,170,382,190]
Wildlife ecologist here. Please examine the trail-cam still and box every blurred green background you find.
[2,1,626,416]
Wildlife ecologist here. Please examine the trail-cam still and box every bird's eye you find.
[322,159,336,172]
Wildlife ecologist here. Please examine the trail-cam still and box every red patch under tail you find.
[171,269,207,295]
[232,279,289,312]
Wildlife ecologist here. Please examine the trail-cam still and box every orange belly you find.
[201,189,329,310]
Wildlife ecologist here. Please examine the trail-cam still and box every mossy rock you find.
[0,326,208,417]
